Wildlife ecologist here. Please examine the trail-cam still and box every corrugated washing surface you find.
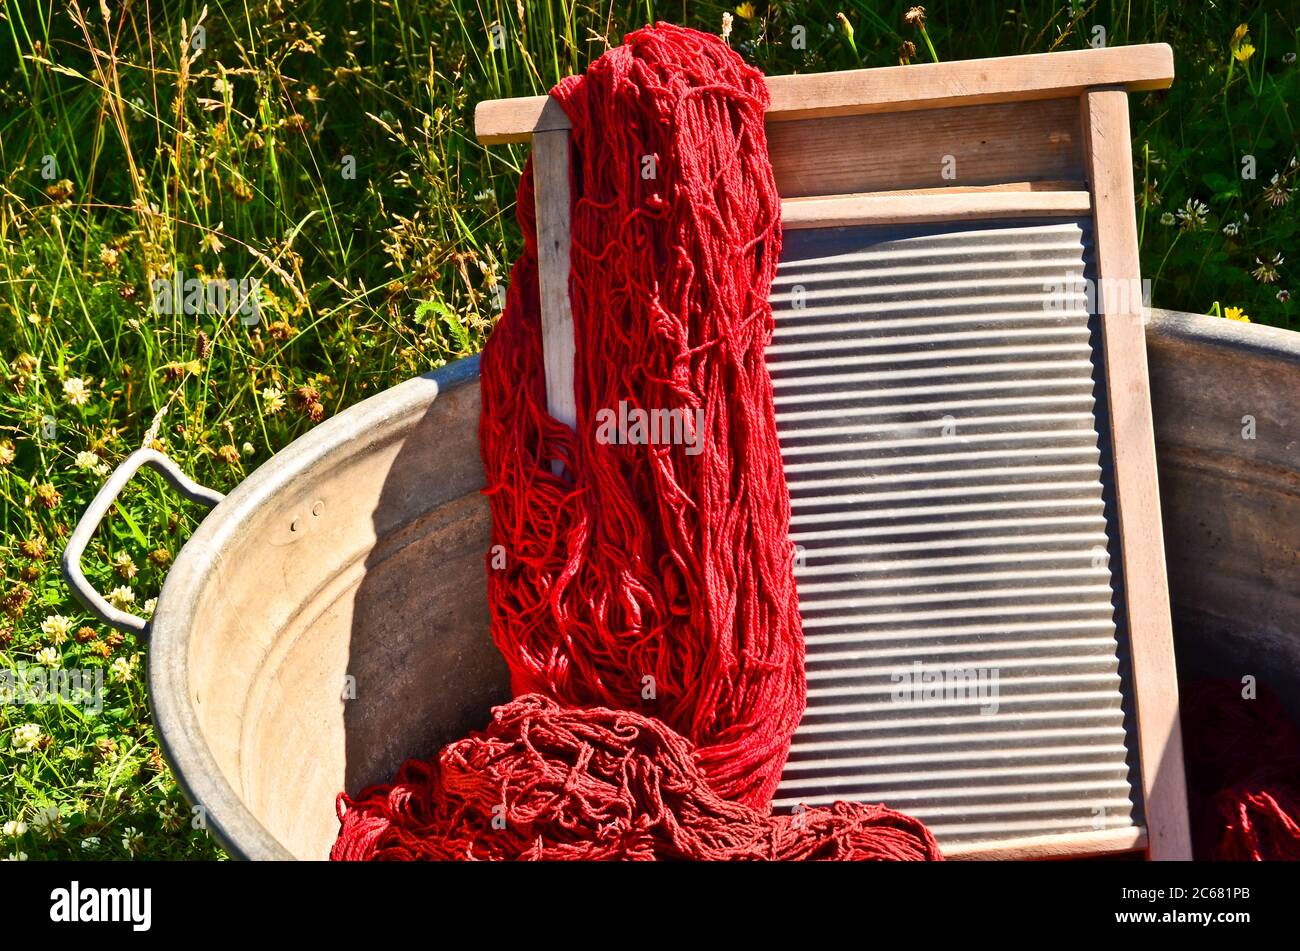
[769,218,1144,846]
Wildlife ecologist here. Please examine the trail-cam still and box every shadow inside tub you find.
[343,359,511,799]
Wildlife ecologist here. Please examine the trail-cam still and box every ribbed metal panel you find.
[768,219,1143,847]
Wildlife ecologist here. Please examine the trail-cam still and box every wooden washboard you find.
[475,44,1191,860]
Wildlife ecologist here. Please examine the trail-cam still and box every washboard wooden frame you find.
[474,44,1190,861]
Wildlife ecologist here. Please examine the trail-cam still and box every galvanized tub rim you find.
[147,356,480,861]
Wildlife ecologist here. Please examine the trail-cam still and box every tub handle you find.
[62,448,224,635]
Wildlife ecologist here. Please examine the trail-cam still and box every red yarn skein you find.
[332,695,941,861]
[477,22,801,808]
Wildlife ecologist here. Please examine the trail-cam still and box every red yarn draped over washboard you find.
[482,22,801,808]
[331,23,940,861]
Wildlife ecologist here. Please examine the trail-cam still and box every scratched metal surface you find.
[768,219,1144,845]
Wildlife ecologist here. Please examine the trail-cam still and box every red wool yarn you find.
[1180,679,1300,861]
[331,695,941,861]
[479,22,801,809]
[332,23,939,861]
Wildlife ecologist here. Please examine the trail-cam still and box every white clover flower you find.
[261,386,286,416]
[112,552,137,579]
[35,646,59,666]
[1253,254,1284,284]
[1222,221,1240,237]
[1263,173,1294,208]
[142,598,158,617]
[74,450,102,470]
[4,851,28,861]
[1176,198,1209,230]
[40,614,72,644]
[110,656,135,683]
[121,826,144,854]
[31,805,63,837]
[80,836,101,851]
[1159,211,1175,226]
[63,377,90,406]
[158,800,183,831]
[2,820,27,837]
[12,723,42,754]
[107,585,135,610]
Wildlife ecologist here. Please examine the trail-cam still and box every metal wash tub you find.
[62,309,1300,860]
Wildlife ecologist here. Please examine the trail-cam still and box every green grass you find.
[0,1,1296,860]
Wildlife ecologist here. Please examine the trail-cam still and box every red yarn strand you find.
[1181,679,1300,861]
[479,24,801,807]
[332,695,941,861]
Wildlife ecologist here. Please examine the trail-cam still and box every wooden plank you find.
[1080,88,1192,861]
[475,44,1174,144]
[766,43,1172,122]
[477,95,571,145]
[780,187,1091,229]
[530,129,577,434]
[945,826,1147,861]
[848,180,1088,194]
[768,98,1082,199]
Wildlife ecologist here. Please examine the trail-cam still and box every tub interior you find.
[181,378,507,860]
[1148,318,1300,722]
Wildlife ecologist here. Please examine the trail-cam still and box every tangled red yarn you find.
[331,695,940,861]
[332,23,939,861]
[1181,679,1300,861]
[476,23,800,809]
